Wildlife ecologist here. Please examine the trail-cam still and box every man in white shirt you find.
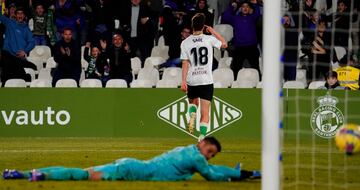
[181,13,227,141]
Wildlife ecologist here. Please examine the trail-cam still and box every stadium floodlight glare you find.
[262,0,281,190]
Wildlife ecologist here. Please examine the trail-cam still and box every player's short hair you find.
[191,13,206,32]
[203,136,222,152]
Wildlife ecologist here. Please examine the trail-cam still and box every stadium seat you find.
[28,18,34,31]
[24,68,36,82]
[137,67,159,86]
[156,79,178,88]
[29,45,52,65]
[4,79,27,88]
[218,57,232,69]
[130,79,153,88]
[55,79,78,88]
[213,24,233,42]
[158,35,165,46]
[46,57,57,69]
[80,79,102,88]
[223,50,229,58]
[283,81,306,89]
[30,79,52,88]
[27,56,43,72]
[236,68,260,87]
[151,46,169,60]
[334,46,347,58]
[213,82,224,88]
[131,57,142,79]
[231,80,255,88]
[213,68,234,88]
[38,68,52,80]
[144,57,166,69]
[308,81,326,89]
[296,69,307,86]
[256,81,263,88]
[80,69,86,84]
[162,67,182,86]
[214,48,221,62]
[106,79,128,88]
[81,59,89,70]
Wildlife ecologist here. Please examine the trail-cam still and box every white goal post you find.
[262,0,282,190]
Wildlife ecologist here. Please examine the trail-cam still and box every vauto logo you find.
[157,96,242,139]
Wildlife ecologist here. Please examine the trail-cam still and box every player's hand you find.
[205,25,214,34]
[181,81,188,93]
[85,42,91,48]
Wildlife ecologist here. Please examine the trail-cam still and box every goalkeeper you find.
[3,137,260,182]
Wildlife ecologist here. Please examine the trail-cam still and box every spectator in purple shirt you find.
[221,0,262,80]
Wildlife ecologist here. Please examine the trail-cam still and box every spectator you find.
[207,0,231,24]
[5,3,17,20]
[336,53,360,90]
[83,41,109,86]
[101,34,132,86]
[221,0,262,80]
[160,25,191,68]
[319,70,346,90]
[29,0,47,45]
[189,0,214,27]
[54,0,82,42]
[282,14,299,81]
[161,5,189,48]
[86,0,114,47]
[0,6,36,85]
[328,0,351,47]
[52,27,81,86]
[307,19,332,81]
[127,0,156,64]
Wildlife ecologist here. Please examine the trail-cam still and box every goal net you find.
[278,0,360,190]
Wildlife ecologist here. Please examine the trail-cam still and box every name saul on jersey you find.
[0,107,71,126]
[157,96,242,139]
[310,93,344,138]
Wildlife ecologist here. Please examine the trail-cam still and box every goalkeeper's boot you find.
[249,170,261,179]
[2,169,24,179]
[29,169,45,181]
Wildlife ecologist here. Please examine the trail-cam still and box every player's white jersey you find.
[180,34,222,86]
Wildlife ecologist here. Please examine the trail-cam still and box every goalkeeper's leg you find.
[29,167,89,181]
[3,167,89,181]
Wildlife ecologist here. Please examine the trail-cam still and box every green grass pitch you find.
[0,137,359,190]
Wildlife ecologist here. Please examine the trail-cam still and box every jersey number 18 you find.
[190,47,208,66]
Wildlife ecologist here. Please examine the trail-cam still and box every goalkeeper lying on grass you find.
[2,136,260,182]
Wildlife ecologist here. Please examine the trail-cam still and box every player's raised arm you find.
[205,26,228,49]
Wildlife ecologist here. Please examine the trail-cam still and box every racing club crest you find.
[310,94,344,138]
